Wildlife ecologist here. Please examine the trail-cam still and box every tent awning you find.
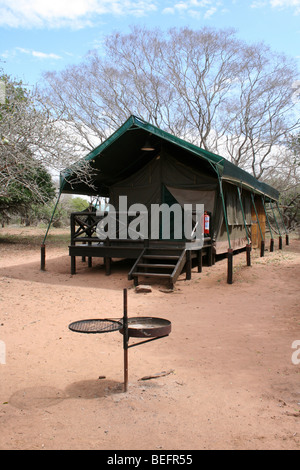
[221,159,279,201]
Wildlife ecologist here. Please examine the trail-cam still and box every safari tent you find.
[46,115,285,287]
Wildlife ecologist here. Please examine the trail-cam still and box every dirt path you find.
[0,227,299,450]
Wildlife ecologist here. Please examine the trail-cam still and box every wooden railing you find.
[70,211,101,245]
[70,209,214,248]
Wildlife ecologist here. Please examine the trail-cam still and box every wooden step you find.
[131,272,171,278]
[137,263,176,269]
[142,254,180,260]
[128,247,187,288]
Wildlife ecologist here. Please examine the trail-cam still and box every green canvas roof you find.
[60,115,279,201]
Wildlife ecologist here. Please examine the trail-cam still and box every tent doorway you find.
[160,185,184,241]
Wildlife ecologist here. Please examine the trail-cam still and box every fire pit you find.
[68,289,171,392]
[120,317,171,338]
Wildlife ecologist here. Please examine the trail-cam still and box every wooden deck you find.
[68,210,215,287]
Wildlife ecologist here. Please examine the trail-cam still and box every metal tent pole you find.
[251,193,264,257]
[216,170,233,284]
[237,187,251,266]
[276,201,289,246]
[40,189,62,271]
[261,197,274,252]
[123,288,129,393]
[270,202,282,249]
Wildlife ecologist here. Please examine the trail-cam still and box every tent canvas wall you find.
[108,150,252,254]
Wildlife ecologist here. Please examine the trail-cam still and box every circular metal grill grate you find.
[69,319,122,334]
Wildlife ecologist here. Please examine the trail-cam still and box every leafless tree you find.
[40,26,300,183]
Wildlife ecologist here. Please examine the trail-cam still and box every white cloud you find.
[174,2,189,12]
[0,0,158,29]
[162,7,175,14]
[187,8,202,18]
[270,0,300,14]
[1,46,62,60]
[17,47,62,59]
[32,51,62,60]
[161,1,191,15]
[250,0,268,7]
[162,0,221,18]
[204,6,217,17]
[251,0,300,14]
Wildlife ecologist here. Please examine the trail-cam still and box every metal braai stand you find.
[68,288,171,393]
[123,288,129,392]
[121,289,171,392]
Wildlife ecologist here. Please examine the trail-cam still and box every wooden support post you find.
[82,242,86,262]
[270,238,274,252]
[186,250,192,280]
[246,244,251,267]
[207,244,213,266]
[71,256,76,275]
[260,240,265,258]
[88,225,92,266]
[286,234,289,246]
[212,245,216,265]
[279,236,283,250]
[197,249,202,273]
[227,249,233,284]
[41,244,46,271]
[105,257,111,276]
[70,213,75,247]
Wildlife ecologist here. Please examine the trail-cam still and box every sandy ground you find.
[0,227,299,451]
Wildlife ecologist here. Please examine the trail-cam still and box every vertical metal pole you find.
[237,187,251,266]
[215,169,232,284]
[70,212,76,274]
[217,175,231,250]
[123,288,129,393]
[261,197,274,252]
[270,202,282,250]
[276,201,289,246]
[41,190,62,270]
[251,194,264,257]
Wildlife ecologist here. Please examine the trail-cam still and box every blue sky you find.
[0,0,299,88]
